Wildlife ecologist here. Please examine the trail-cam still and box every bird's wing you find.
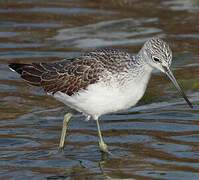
[9,56,104,96]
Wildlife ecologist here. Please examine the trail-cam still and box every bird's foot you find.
[58,146,64,152]
[99,141,110,154]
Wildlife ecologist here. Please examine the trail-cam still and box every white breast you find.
[53,67,152,118]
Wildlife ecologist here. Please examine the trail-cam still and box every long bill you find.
[164,67,193,108]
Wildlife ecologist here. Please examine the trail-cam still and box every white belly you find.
[53,73,150,117]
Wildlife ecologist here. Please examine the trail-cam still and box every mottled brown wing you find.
[9,57,103,96]
[41,58,104,95]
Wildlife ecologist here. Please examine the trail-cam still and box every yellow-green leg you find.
[59,112,73,149]
[95,116,109,153]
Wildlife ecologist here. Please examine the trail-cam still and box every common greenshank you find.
[9,38,193,153]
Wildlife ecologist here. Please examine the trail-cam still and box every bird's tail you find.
[9,63,45,86]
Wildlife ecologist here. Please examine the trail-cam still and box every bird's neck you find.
[122,53,153,95]
[129,53,153,77]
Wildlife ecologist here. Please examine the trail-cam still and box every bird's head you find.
[141,38,193,108]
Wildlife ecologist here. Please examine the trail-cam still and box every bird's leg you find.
[95,117,109,153]
[59,112,73,150]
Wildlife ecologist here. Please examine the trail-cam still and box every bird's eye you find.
[153,57,160,63]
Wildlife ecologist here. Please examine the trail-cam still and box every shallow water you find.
[0,0,199,179]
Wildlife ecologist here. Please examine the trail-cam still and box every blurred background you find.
[0,0,199,179]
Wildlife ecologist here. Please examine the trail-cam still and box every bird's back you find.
[9,48,133,96]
